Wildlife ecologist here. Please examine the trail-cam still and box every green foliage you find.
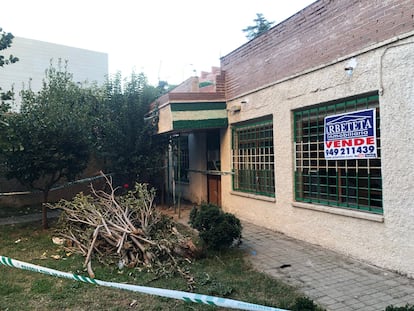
[0,60,93,228]
[93,71,167,186]
[0,27,19,140]
[292,297,318,311]
[385,305,414,311]
[156,80,176,94]
[242,13,275,40]
[189,203,242,250]
[0,27,19,67]
[2,60,91,194]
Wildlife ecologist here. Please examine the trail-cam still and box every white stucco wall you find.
[186,132,208,203]
[158,105,173,133]
[0,37,108,110]
[221,36,414,277]
[172,132,208,205]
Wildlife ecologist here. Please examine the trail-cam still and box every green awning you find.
[171,102,227,131]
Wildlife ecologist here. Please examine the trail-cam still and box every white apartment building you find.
[0,36,108,110]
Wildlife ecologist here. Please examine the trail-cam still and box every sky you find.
[1,0,316,85]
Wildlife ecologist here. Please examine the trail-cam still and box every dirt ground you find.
[157,203,193,226]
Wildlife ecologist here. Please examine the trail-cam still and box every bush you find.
[292,297,318,311]
[189,203,242,250]
[385,305,414,311]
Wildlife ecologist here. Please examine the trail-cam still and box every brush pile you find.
[47,173,197,283]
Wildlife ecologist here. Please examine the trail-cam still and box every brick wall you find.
[215,71,226,94]
[221,0,414,99]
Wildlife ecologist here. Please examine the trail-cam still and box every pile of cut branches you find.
[47,173,198,284]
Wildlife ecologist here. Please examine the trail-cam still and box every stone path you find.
[241,221,414,311]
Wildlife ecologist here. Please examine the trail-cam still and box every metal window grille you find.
[173,136,189,182]
[294,93,383,214]
[232,119,275,197]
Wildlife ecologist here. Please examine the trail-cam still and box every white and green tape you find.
[0,255,288,311]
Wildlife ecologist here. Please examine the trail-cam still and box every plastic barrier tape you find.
[0,256,289,311]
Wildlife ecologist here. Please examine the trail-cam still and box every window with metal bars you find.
[294,92,383,214]
[173,135,189,182]
[232,117,275,197]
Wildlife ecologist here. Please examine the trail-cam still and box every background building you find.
[0,36,108,110]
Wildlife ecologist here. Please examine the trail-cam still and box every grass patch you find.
[0,221,323,310]
[0,281,24,295]
[31,279,55,294]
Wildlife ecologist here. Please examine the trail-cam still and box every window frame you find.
[173,135,189,183]
[293,92,383,214]
[231,117,275,197]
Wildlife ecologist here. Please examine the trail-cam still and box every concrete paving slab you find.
[241,221,414,311]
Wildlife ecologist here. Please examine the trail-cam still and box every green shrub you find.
[385,305,414,311]
[292,297,318,311]
[189,203,242,250]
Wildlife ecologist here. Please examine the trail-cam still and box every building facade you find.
[152,0,414,277]
[0,36,108,110]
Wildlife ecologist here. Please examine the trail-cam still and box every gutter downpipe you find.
[177,136,181,219]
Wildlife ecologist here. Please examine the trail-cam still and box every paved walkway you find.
[148,207,414,310]
[2,208,414,311]
[241,221,414,311]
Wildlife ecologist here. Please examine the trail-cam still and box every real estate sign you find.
[324,109,377,160]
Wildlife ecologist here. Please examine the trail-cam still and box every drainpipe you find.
[177,135,181,219]
[170,137,175,208]
[169,134,182,217]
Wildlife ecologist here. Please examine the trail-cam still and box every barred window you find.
[294,93,382,214]
[173,135,189,182]
[232,117,275,197]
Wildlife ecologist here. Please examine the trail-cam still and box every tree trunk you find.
[42,190,49,229]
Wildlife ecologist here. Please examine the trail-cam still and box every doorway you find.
[208,174,221,206]
[206,130,221,206]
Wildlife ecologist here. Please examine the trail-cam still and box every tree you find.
[93,71,167,190]
[0,27,19,131]
[242,13,275,40]
[0,27,18,68]
[1,61,92,229]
